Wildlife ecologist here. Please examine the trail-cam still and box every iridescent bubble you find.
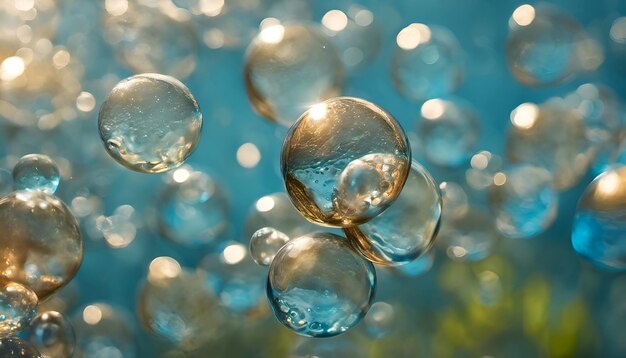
[244,23,344,126]
[438,210,499,262]
[12,154,60,194]
[391,23,464,102]
[363,301,394,339]
[98,73,202,174]
[416,98,480,167]
[439,181,468,220]
[0,191,83,300]
[344,161,441,266]
[0,282,38,337]
[72,303,136,358]
[156,169,229,247]
[267,232,376,337]
[0,337,42,358]
[249,227,290,266]
[244,192,318,240]
[282,97,411,227]
[27,311,75,358]
[488,164,558,239]
[572,166,626,270]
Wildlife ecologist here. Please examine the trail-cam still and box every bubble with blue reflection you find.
[0,337,42,358]
[72,303,136,358]
[572,166,626,270]
[0,282,38,337]
[27,311,75,358]
[267,232,376,337]
[439,209,499,262]
[391,250,435,277]
[249,227,290,266]
[12,154,60,194]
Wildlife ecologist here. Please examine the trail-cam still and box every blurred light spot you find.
[172,167,191,183]
[260,17,281,31]
[15,47,33,64]
[16,25,32,43]
[52,49,70,69]
[149,256,182,283]
[76,91,96,112]
[343,47,364,67]
[322,10,348,32]
[397,23,431,50]
[493,172,507,186]
[354,9,374,27]
[471,151,490,170]
[309,103,327,121]
[0,56,25,81]
[259,24,285,44]
[199,0,224,16]
[598,171,620,196]
[34,38,52,55]
[203,29,225,49]
[421,99,445,120]
[236,143,261,168]
[71,196,93,218]
[105,0,128,16]
[610,17,626,44]
[222,244,246,264]
[448,246,467,259]
[83,305,102,325]
[511,103,538,129]
[256,196,275,212]
[15,0,34,11]
[512,4,535,26]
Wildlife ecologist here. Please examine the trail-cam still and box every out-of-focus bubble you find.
[0,191,82,300]
[27,311,75,358]
[564,83,621,146]
[244,23,343,126]
[506,3,602,86]
[363,301,394,339]
[0,282,38,337]
[391,250,435,277]
[438,209,499,262]
[267,232,375,337]
[572,166,626,270]
[609,16,626,72]
[344,161,441,266]
[249,227,290,266]
[488,164,558,239]
[156,170,229,247]
[440,181,468,220]
[391,23,464,102]
[12,154,60,194]
[244,192,318,240]
[282,97,411,227]
[593,132,626,176]
[0,0,59,46]
[289,336,367,358]
[98,73,202,174]
[72,303,136,358]
[95,204,139,249]
[0,337,42,358]
[465,150,504,190]
[416,98,480,167]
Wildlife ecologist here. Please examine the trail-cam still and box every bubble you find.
[244,23,344,126]
[488,164,558,239]
[416,98,480,167]
[244,192,319,240]
[282,97,411,227]
[156,170,229,247]
[572,166,626,270]
[98,73,202,174]
[72,303,136,358]
[0,282,38,337]
[363,301,394,339]
[391,24,464,102]
[267,232,376,337]
[12,154,60,194]
[27,311,75,358]
[0,337,42,358]
[249,227,290,266]
[0,191,82,300]
[344,161,441,266]
[438,210,499,262]
[391,250,435,277]
[566,83,621,145]
[466,150,504,190]
[0,0,58,46]
[440,181,468,220]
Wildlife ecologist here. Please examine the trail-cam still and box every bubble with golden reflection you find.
[26,311,75,358]
[0,282,38,337]
[249,227,290,266]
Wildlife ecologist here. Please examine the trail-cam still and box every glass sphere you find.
[438,210,499,262]
[249,227,290,266]
[416,98,480,167]
[440,181,468,220]
[572,166,626,270]
[488,164,558,239]
[0,282,38,337]
[12,154,60,195]
[244,23,344,126]
[27,311,75,358]
[156,170,229,247]
[391,23,464,102]
[0,337,42,358]
[363,301,394,339]
[344,161,441,266]
[72,303,136,358]
[98,73,202,174]
[0,191,82,300]
[267,232,376,337]
[282,97,411,227]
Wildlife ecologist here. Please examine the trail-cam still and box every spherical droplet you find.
[249,227,290,266]
[0,282,38,337]
[98,73,202,174]
[282,97,411,227]
[27,311,75,358]
[244,23,344,126]
[363,301,394,339]
[0,191,83,300]
[12,154,60,195]
[267,232,376,337]
[438,210,499,262]
[72,303,136,358]
[0,337,42,358]
[572,166,626,270]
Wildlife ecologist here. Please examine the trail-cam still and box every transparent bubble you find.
[0,337,42,358]
[98,73,202,174]
[282,97,411,227]
[344,161,441,266]
[72,303,136,358]
[95,205,140,249]
[488,164,558,239]
[0,282,38,337]
[244,192,319,240]
[440,181,468,220]
[267,232,376,337]
[391,23,464,102]
[289,336,367,358]
[565,83,621,145]
[12,154,60,194]
[244,23,344,126]
[249,227,290,266]
[0,191,82,300]
[465,150,504,190]
[438,210,499,262]
[27,311,75,358]
[572,166,626,270]
[390,250,435,277]
[156,170,229,247]
[416,98,480,167]
[363,301,394,339]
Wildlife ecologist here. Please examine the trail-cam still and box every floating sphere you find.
[0,337,42,358]
[282,97,411,227]
[0,191,82,300]
[572,166,626,270]
[267,232,376,337]
[344,161,441,266]
[249,227,290,266]
[244,23,344,126]
[27,311,75,358]
[12,154,60,195]
[363,301,394,339]
[72,303,136,358]
[0,282,38,337]
[488,165,558,239]
[438,210,499,262]
[98,73,202,174]
[391,23,464,102]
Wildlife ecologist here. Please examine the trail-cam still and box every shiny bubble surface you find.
[0,282,38,337]
[267,232,376,337]
[344,161,441,266]
[98,73,202,174]
[439,210,499,262]
[244,23,344,126]
[0,337,42,358]
[72,303,136,358]
[282,97,411,227]
[12,154,60,195]
[27,311,75,358]
[249,227,290,266]
[0,191,83,300]
[572,166,626,270]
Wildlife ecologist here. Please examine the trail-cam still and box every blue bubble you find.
[12,154,60,194]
